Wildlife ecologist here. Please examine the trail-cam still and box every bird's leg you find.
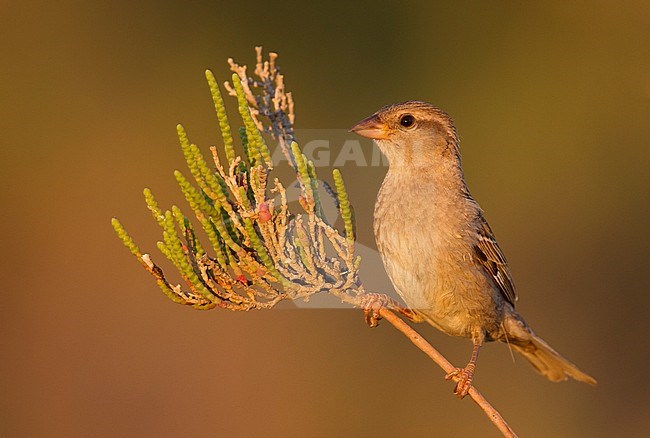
[445,340,482,399]
[359,293,424,328]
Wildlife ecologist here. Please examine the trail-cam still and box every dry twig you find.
[378,309,516,438]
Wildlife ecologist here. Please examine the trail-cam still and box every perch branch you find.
[332,290,516,437]
[379,308,517,438]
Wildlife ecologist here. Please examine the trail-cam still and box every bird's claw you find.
[445,364,475,399]
[359,293,422,328]
[360,293,391,327]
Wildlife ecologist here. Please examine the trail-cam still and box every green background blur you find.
[1,1,649,437]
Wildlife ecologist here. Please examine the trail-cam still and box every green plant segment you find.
[112,48,362,311]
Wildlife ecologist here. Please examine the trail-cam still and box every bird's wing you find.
[474,216,518,306]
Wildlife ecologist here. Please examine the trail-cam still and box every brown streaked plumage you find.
[351,101,596,397]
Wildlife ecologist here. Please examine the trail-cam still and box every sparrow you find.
[351,101,596,397]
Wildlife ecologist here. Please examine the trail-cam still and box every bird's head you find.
[350,101,459,168]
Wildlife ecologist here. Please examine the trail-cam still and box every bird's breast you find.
[374,172,493,336]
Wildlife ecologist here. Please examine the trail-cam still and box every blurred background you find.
[1,1,649,436]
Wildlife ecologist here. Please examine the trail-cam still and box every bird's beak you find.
[349,114,390,140]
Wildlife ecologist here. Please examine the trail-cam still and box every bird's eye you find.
[399,114,415,128]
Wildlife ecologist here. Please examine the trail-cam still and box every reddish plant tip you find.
[257,202,271,223]
[258,210,272,223]
[236,274,248,285]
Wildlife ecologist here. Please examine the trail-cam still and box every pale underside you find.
[374,168,514,342]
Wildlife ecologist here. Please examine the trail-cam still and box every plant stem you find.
[378,308,517,437]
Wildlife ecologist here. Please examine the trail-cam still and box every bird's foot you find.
[445,364,476,399]
[359,293,390,327]
[359,293,421,327]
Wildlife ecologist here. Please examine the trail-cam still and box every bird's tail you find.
[503,314,597,385]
